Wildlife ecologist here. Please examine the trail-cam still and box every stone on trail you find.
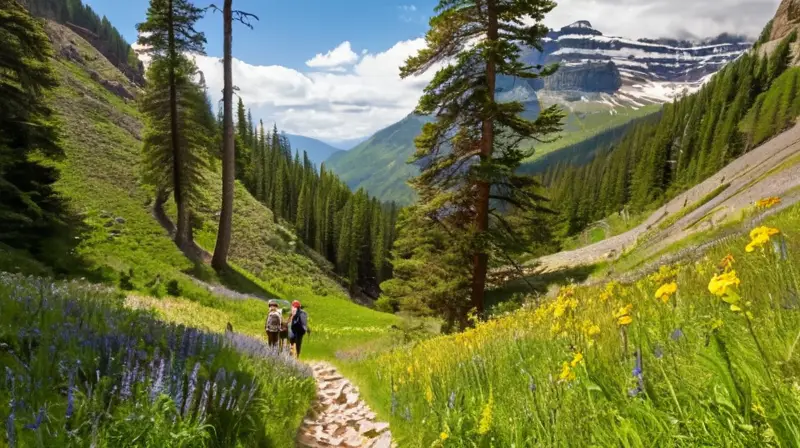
[298,362,393,448]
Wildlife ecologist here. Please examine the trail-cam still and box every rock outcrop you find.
[770,0,800,42]
[543,62,622,93]
[89,71,135,101]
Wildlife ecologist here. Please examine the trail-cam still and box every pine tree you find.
[0,0,64,249]
[380,207,472,331]
[137,0,206,252]
[400,0,562,318]
[140,56,212,228]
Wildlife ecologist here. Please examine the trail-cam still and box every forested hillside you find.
[230,99,399,295]
[26,0,143,83]
[545,31,800,236]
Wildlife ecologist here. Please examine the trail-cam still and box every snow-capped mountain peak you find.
[517,21,753,110]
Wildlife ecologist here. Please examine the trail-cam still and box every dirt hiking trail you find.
[297,362,394,448]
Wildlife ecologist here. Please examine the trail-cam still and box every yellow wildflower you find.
[708,270,740,297]
[477,390,494,435]
[582,320,601,339]
[558,361,576,383]
[746,226,780,252]
[599,282,615,302]
[650,265,679,284]
[654,282,678,303]
[756,197,781,209]
[570,352,583,367]
[426,385,434,404]
[440,432,449,441]
[407,365,413,375]
[614,304,634,326]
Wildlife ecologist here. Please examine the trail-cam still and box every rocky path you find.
[297,363,394,448]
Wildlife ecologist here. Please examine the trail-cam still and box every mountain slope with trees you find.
[26,0,144,84]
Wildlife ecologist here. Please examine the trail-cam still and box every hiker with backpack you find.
[288,300,310,358]
[265,300,282,348]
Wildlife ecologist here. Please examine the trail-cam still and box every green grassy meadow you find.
[342,202,800,447]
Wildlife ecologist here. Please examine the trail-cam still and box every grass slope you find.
[3,21,398,361]
[347,202,800,446]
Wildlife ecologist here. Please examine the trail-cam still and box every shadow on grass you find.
[0,195,97,281]
[486,264,598,314]
[217,265,281,301]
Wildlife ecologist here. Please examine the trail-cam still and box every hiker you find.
[289,300,310,358]
[265,300,282,348]
[279,315,290,351]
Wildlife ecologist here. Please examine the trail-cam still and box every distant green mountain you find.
[285,134,342,168]
[325,115,433,204]
[326,103,660,204]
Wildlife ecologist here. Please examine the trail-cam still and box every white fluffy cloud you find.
[152,0,779,144]
[543,0,779,40]
[192,38,432,143]
[305,41,359,70]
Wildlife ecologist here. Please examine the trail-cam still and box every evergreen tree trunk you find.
[470,0,498,317]
[167,0,190,251]
[212,0,234,270]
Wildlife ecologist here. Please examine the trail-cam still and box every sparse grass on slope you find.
[347,203,800,447]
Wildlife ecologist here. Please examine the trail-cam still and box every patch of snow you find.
[554,33,750,52]
[496,85,537,103]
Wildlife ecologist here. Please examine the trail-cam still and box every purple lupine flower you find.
[150,358,165,403]
[66,372,75,419]
[670,328,684,341]
[23,408,45,430]
[632,350,643,378]
[218,387,228,409]
[6,409,16,448]
[242,380,257,410]
[174,374,184,413]
[198,381,211,420]
[629,350,644,398]
[182,362,201,417]
[226,379,238,410]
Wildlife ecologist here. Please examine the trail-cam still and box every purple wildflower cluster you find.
[0,273,310,446]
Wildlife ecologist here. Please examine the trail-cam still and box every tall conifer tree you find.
[137,0,206,252]
[400,0,562,316]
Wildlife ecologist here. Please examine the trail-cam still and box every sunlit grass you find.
[348,202,800,447]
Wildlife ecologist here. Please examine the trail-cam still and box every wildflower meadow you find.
[0,273,315,447]
[349,204,800,447]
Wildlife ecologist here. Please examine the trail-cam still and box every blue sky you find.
[85,0,779,146]
[86,0,437,70]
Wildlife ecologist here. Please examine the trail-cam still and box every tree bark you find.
[167,0,190,251]
[470,0,498,317]
[212,0,235,270]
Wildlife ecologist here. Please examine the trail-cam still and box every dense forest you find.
[26,0,142,79]
[544,31,800,235]
[232,99,399,295]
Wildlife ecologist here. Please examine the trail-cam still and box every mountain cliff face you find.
[770,0,800,41]
[325,22,754,204]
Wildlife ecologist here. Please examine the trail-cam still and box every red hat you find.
[292,300,301,308]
